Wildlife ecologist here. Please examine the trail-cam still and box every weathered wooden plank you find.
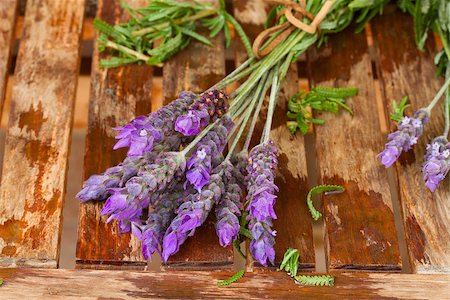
[372,6,450,274]
[76,0,152,269]
[233,0,315,270]
[307,26,401,271]
[0,269,449,299]
[161,1,233,269]
[0,0,84,268]
[0,0,18,117]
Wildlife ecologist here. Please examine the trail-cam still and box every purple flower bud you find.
[378,109,429,168]
[249,220,276,266]
[422,137,450,192]
[175,90,229,137]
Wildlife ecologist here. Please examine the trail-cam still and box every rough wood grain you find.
[307,26,401,271]
[0,0,18,118]
[372,6,450,274]
[0,269,449,299]
[233,0,315,269]
[0,0,84,268]
[76,0,152,269]
[161,0,233,269]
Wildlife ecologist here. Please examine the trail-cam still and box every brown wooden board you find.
[0,0,18,117]
[233,0,315,270]
[307,26,401,271]
[76,0,152,269]
[372,6,450,274]
[162,0,233,269]
[0,269,449,299]
[0,0,84,268]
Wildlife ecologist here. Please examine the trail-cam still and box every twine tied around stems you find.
[252,0,333,58]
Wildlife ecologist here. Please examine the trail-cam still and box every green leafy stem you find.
[217,270,245,286]
[307,185,345,221]
[287,86,358,135]
[390,96,410,122]
[294,275,335,286]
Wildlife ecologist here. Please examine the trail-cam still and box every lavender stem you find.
[426,76,450,113]
[444,65,450,137]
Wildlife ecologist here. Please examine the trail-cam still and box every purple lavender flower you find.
[132,189,181,260]
[162,165,226,262]
[215,162,243,247]
[77,155,151,202]
[249,219,276,266]
[185,117,233,191]
[422,137,450,192]
[246,140,279,266]
[100,152,186,233]
[378,109,429,168]
[114,91,197,156]
[175,89,229,136]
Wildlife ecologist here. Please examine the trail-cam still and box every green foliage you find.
[286,86,358,135]
[0,279,3,286]
[232,212,251,259]
[294,275,335,286]
[391,96,410,122]
[95,0,251,68]
[279,248,300,277]
[217,270,245,286]
[307,185,345,221]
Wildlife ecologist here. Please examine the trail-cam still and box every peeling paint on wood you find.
[76,0,152,269]
[307,25,401,271]
[0,0,84,268]
[372,6,450,274]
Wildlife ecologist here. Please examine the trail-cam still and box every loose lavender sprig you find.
[246,140,279,266]
[422,137,450,192]
[162,164,226,262]
[113,91,197,156]
[378,109,429,168]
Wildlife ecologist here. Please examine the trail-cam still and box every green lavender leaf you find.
[294,275,335,286]
[178,26,213,46]
[390,96,410,122]
[307,185,345,221]
[99,57,139,68]
[0,279,3,286]
[217,270,245,286]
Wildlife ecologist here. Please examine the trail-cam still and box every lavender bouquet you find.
[78,0,401,266]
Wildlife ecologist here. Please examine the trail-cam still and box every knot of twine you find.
[252,0,333,58]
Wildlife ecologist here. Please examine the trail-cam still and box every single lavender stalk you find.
[175,90,229,136]
[77,154,152,202]
[378,109,429,168]
[101,152,186,233]
[246,140,279,266]
[114,91,197,156]
[132,188,182,260]
[186,116,234,191]
[422,137,450,192]
[215,161,244,247]
[162,164,226,262]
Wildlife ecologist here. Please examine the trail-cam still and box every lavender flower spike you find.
[378,109,429,168]
[246,140,279,266]
[175,89,229,136]
[422,137,450,192]
[77,155,150,202]
[114,91,197,156]
[215,162,243,247]
[162,165,226,262]
[186,116,234,191]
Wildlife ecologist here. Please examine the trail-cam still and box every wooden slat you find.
[307,26,402,271]
[0,0,84,268]
[0,269,449,299]
[372,6,450,274]
[161,0,233,269]
[0,0,18,116]
[233,0,315,269]
[76,0,152,269]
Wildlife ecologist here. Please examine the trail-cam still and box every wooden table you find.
[0,0,448,298]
